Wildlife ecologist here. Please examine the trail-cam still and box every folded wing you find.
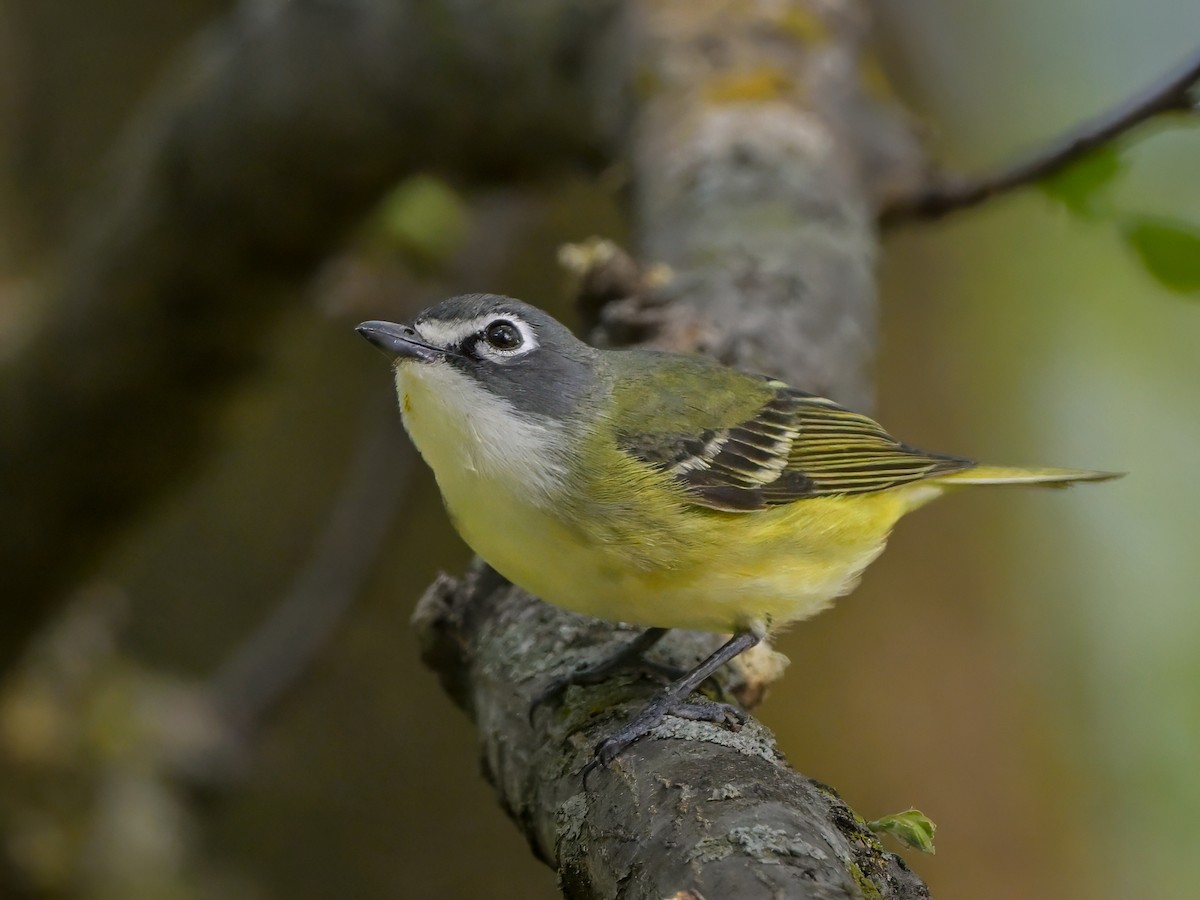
[618,381,974,512]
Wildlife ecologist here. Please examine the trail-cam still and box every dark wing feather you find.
[619,382,974,512]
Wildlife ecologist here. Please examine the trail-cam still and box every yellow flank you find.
[519,431,927,633]
[454,445,927,634]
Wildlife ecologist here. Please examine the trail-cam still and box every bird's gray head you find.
[357,294,598,421]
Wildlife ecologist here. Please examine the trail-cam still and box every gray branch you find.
[418,562,926,900]
[413,2,931,897]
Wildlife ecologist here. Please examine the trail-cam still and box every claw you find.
[577,630,762,786]
[579,694,749,785]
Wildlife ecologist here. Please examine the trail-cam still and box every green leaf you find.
[1039,145,1125,219]
[867,808,937,855]
[369,174,469,273]
[1119,216,1200,295]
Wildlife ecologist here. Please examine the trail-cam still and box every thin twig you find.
[210,396,409,732]
[882,46,1200,226]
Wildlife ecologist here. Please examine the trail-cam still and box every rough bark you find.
[419,561,928,900]
[0,0,623,670]
[413,2,931,897]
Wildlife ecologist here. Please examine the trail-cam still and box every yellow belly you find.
[445,471,913,634]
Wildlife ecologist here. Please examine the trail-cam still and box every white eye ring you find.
[414,314,539,359]
[474,317,538,359]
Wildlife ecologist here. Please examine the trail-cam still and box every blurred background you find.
[1,1,1197,898]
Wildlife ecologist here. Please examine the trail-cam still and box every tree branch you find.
[412,1,932,896]
[417,562,927,900]
[881,45,1200,225]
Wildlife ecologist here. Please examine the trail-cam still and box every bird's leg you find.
[530,627,674,720]
[582,630,761,783]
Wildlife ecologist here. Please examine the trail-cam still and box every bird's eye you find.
[484,320,523,351]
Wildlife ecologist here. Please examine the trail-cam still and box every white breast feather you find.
[395,361,567,502]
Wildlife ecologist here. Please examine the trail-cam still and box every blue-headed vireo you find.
[357,294,1119,771]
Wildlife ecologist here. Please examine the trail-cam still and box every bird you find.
[356,293,1120,773]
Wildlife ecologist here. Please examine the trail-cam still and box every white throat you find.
[394,360,568,503]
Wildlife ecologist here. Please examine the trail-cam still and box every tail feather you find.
[931,465,1124,488]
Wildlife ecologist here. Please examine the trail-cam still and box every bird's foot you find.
[580,692,746,786]
[529,628,676,723]
[577,630,762,786]
[531,658,690,720]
